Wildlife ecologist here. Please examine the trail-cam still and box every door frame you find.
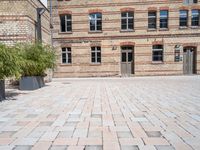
[183,46,197,74]
[120,46,135,76]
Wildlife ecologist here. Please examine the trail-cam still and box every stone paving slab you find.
[0,76,200,150]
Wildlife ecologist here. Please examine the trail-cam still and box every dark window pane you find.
[97,57,101,63]
[97,47,101,51]
[122,53,126,62]
[180,10,188,27]
[96,13,102,19]
[192,10,199,26]
[67,14,72,20]
[97,52,101,57]
[60,15,66,32]
[92,52,95,58]
[92,57,95,63]
[152,45,163,61]
[148,11,157,29]
[128,52,133,62]
[89,14,95,19]
[128,12,134,17]
[160,10,168,28]
[121,12,127,17]
[62,53,66,59]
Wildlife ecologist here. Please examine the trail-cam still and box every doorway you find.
[121,46,134,76]
[183,47,197,74]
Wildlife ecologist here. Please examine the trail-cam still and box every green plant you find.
[18,43,56,77]
[0,44,21,80]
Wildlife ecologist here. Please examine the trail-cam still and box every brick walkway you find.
[0,76,200,150]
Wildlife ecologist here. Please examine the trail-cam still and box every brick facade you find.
[51,0,200,77]
[0,0,51,45]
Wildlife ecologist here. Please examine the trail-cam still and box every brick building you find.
[0,0,51,45]
[50,0,200,77]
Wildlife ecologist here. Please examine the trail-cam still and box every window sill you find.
[120,29,135,32]
[59,63,72,66]
[151,61,164,64]
[159,28,169,31]
[59,32,73,34]
[88,31,103,34]
[90,63,101,66]
[179,26,188,30]
[190,26,200,29]
[147,28,157,32]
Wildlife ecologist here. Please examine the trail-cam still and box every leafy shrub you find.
[17,43,56,77]
[0,44,22,80]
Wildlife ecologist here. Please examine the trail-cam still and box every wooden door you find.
[183,49,194,74]
[121,47,134,76]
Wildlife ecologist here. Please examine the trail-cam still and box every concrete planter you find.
[0,80,5,101]
[19,76,44,90]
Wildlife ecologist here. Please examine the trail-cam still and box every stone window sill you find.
[59,32,73,34]
[179,26,188,30]
[88,31,103,34]
[191,26,200,29]
[159,28,169,31]
[147,28,157,32]
[151,61,164,64]
[120,29,135,32]
[90,63,101,66]
[59,63,72,66]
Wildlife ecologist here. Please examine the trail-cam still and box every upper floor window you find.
[152,45,163,62]
[121,12,134,30]
[191,10,200,26]
[160,10,168,29]
[62,47,72,64]
[183,0,198,4]
[180,10,188,27]
[148,11,157,29]
[89,13,102,31]
[60,14,72,32]
[91,46,101,63]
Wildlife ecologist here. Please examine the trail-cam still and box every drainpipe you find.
[37,8,46,43]
[49,0,53,47]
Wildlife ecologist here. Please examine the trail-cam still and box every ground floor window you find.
[91,46,101,63]
[152,45,163,61]
[62,47,72,64]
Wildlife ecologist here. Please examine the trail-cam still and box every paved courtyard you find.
[0,76,200,150]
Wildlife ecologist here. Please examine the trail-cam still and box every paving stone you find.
[0,131,16,138]
[155,145,175,150]
[38,121,53,126]
[73,129,88,138]
[120,145,139,150]
[13,145,32,150]
[49,145,67,150]
[57,131,74,138]
[117,131,133,138]
[146,131,162,137]
[85,145,103,150]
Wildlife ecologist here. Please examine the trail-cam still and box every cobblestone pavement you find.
[0,76,200,150]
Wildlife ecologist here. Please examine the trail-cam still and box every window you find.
[89,13,102,31]
[148,11,157,29]
[121,12,134,30]
[60,14,72,32]
[62,48,72,64]
[179,10,188,27]
[191,10,200,26]
[183,0,198,4]
[152,45,163,62]
[91,47,101,63]
[160,10,168,28]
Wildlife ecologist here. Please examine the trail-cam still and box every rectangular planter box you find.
[0,80,5,101]
[19,76,44,90]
